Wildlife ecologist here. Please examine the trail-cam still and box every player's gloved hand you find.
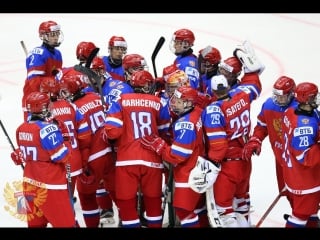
[10,149,25,166]
[242,136,262,161]
[52,68,63,80]
[195,92,211,109]
[101,128,109,143]
[140,133,167,156]
[52,119,70,142]
[78,166,96,185]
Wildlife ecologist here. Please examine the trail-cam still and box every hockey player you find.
[104,70,171,228]
[140,86,209,228]
[22,20,64,121]
[242,76,297,206]
[281,82,320,228]
[59,73,114,228]
[198,45,222,93]
[122,53,149,84]
[88,56,133,226]
[11,91,77,227]
[60,41,98,90]
[39,76,90,212]
[170,28,200,90]
[101,36,127,81]
[201,59,263,227]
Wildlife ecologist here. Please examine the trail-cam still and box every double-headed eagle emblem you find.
[3,180,47,222]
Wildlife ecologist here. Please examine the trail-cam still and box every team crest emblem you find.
[189,60,196,67]
[273,118,282,137]
[3,180,47,222]
[301,118,309,124]
[109,81,117,87]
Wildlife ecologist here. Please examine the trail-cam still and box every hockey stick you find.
[20,40,28,56]
[149,37,165,94]
[0,119,24,170]
[73,47,107,107]
[206,186,224,227]
[151,36,165,78]
[166,163,176,227]
[65,162,76,218]
[255,187,286,227]
[85,48,100,68]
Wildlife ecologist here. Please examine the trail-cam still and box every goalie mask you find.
[165,70,190,98]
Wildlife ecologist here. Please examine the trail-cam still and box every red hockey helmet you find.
[76,41,97,61]
[173,86,198,102]
[39,20,61,35]
[172,29,195,45]
[130,70,154,93]
[38,20,63,47]
[273,76,296,95]
[170,86,198,116]
[91,57,106,71]
[199,46,221,65]
[26,91,50,114]
[40,77,60,98]
[60,74,84,95]
[108,36,127,49]
[130,70,154,87]
[219,57,242,75]
[294,82,319,105]
[123,54,148,72]
[272,76,296,106]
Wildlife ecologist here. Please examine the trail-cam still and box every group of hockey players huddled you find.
[9,20,320,228]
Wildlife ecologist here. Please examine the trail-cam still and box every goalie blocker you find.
[188,156,221,194]
[233,40,265,75]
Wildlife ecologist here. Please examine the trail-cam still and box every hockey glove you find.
[10,149,25,166]
[52,118,71,142]
[242,136,262,161]
[79,166,96,185]
[233,40,265,75]
[140,133,167,156]
[195,92,212,109]
[188,156,221,194]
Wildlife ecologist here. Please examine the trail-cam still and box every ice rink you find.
[0,13,320,228]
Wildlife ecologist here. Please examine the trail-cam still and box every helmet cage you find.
[169,87,196,116]
[272,89,294,107]
[39,22,63,47]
